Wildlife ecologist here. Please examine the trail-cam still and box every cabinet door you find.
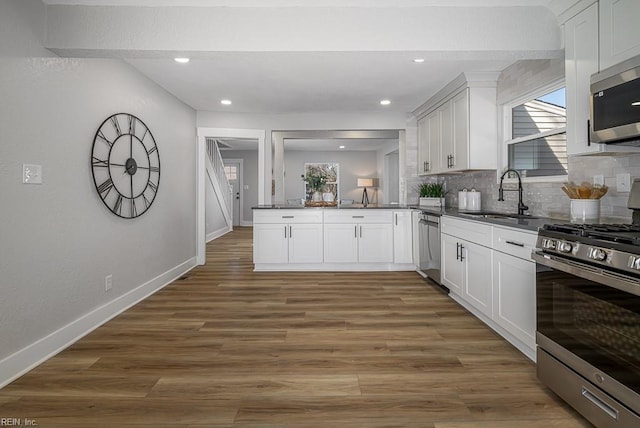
[599,0,640,70]
[492,251,536,349]
[565,3,600,156]
[417,116,431,175]
[323,223,358,263]
[359,223,393,263]
[441,233,463,295]
[253,223,289,264]
[451,89,469,171]
[439,100,453,172]
[427,110,440,174]
[289,223,323,263]
[462,240,493,317]
[393,211,413,264]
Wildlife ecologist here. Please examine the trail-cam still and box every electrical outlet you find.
[105,275,112,292]
[593,175,604,186]
[22,164,42,184]
[616,173,631,193]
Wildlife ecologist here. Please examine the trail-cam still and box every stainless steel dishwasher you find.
[418,212,441,285]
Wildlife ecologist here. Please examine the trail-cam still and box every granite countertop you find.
[252,204,414,210]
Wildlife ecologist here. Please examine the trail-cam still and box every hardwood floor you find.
[0,227,591,427]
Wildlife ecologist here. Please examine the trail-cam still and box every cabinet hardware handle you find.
[581,387,618,420]
[456,242,460,260]
[355,225,357,238]
[289,225,292,238]
[360,225,363,238]
[423,161,427,172]
[459,244,465,262]
[395,214,398,226]
[587,119,591,147]
[425,161,429,172]
[284,225,287,238]
[282,215,294,218]
[450,155,454,168]
[506,240,524,247]
[448,155,451,168]
[352,215,364,218]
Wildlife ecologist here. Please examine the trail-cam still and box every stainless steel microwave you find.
[590,54,640,145]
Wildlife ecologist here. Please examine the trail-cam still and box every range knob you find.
[629,256,640,270]
[557,241,573,253]
[542,238,556,250]
[589,247,607,261]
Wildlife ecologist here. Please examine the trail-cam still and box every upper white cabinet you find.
[564,1,640,155]
[416,75,498,175]
[599,0,640,70]
[565,2,600,156]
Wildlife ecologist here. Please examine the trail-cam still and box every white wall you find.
[205,168,229,239]
[0,1,197,386]
[0,0,54,57]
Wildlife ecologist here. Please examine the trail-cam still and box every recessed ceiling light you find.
[339,145,345,149]
[174,57,190,64]
[220,99,232,105]
[632,101,640,106]
[413,58,425,63]
[380,99,391,106]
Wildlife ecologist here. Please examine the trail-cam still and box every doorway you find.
[223,159,243,227]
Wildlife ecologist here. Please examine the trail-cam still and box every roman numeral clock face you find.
[91,113,160,218]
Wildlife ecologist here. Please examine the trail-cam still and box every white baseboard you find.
[240,220,253,227]
[254,262,416,272]
[0,257,198,389]
[206,225,232,243]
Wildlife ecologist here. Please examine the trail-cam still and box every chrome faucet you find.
[498,169,529,216]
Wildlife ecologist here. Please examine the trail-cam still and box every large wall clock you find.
[91,113,160,218]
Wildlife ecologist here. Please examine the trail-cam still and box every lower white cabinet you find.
[441,228,492,317]
[492,226,537,353]
[393,211,413,264]
[442,216,537,360]
[324,222,393,263]
[253,210,323,264]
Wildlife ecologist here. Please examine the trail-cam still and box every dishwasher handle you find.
[419,218,439,227]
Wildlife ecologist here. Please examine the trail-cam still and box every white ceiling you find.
[42,0,562,115]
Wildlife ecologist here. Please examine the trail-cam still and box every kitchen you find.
[2,0,640,426]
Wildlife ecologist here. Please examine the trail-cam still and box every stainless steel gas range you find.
[532,180,640,427]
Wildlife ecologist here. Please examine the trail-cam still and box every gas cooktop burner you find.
[542,223,640,245]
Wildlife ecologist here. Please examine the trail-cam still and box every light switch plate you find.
[22,164,42,184]
[616,173,631,193]
[593,175,604,186]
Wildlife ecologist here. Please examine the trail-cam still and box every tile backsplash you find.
[410,153,639,222]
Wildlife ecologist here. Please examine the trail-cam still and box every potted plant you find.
[301,171,327,202]
[417,182,447,207]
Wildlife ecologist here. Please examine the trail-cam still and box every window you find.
[505,85,567,179]
[224,165,237,180]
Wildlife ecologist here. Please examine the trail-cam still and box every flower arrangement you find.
[301,171,327,193]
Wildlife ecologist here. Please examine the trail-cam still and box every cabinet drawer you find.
[323,210,393,224]
[253,209,323,224]
[441,216,492,247]
[492,226,537,261]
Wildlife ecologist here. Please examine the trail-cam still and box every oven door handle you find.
[532,251,640,297]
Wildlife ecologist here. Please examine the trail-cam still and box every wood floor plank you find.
[0,227,591,426]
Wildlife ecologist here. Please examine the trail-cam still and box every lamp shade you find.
[357,178,374,187]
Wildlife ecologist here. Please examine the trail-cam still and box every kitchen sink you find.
[461,212,540,220]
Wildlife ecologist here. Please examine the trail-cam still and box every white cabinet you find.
[441,217,493,317]
[417,110,439,175]
[253,210,323,264]
[599,0,640,70]
[564,2,640,155]
[323,210,393,264]
[393,211,413,264]
[492,226,537,355]
[565,2,599,156]
[416,82,497,175]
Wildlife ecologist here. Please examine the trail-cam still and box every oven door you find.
[533,251,640,416]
